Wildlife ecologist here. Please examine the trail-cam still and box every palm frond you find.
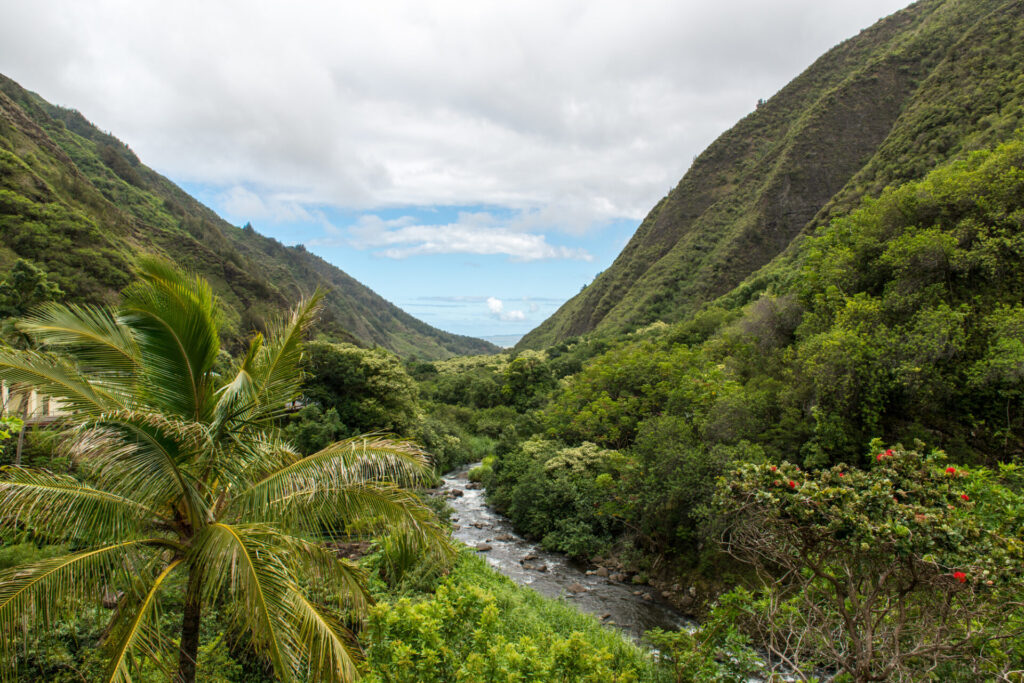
[0,466,164,544]
[245,481,453,560]
[229,435,434,520]
[120,257,221,421]
[274,534,370,614]
[191,523,298,680]
[286,586,361,683]
[0,348,125,415]
[61,414,209,527]
[17,302,140,380]
[211,356,259,435]
[103,559,182,683]
[0,540,160,661]
[247,291,324,422]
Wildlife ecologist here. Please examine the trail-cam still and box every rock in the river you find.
[610,573,628,582]
[534,564,547,572]
[679,595,695,610]
[448,489,464,498]
[494,533,515,541]
[475,543,493,552]
[523,552,538,561]
[567,582,587,594]
[600,613,612,621]
[471,522,489,528]
[642,593,652,601]
[595,566,609,577]
[466,482,482,490]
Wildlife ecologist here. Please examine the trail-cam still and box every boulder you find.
[475,543,493,552]
[595,566,609,577]
[567,582,587,594]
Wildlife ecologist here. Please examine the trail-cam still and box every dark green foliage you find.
[484,136,1024,568]
[282,405,347,455]
[0,259,62,317]
[300,341,420,437]
[500,350,555,410]
[487,438,631,558]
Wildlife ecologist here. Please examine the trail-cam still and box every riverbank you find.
[436,463,690,642]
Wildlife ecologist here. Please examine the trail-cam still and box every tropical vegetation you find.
[0,260,447,682]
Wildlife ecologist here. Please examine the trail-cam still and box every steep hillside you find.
[0,74,496,359]
[519,0,1024,349]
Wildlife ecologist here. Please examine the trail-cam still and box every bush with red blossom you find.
[714,441,1024,680]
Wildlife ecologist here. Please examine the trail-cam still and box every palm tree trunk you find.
[175,567,203,683]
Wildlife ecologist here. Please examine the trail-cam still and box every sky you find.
[0,0,911,342]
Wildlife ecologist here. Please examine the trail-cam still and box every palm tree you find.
[0,259,448,682]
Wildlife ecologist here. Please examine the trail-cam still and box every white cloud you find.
[485,296,526,321]
[0,0,912,233]
[314,213,593,261]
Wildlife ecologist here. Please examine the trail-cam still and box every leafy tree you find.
[302,342,420,437]
[0,259,63,318]
[500,350,554,409]
[0,259,448,683]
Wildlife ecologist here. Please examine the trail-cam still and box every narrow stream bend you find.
[436,464,691,642]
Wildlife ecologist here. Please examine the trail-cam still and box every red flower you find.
[885,449,893,456]
[773,480,780,486]
[945,467,957,475]
[953,571,967,583]
[877,453,884,461]
[770,466,777,472]
[961,493,970,501]
[788,481,797,489]
[838,472,845,477]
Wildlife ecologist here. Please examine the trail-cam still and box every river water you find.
[436,464,690,642]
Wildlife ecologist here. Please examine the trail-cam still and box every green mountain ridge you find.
[0,74,497,359]
[518,0,1024,349]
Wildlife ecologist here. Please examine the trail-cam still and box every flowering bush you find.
[714,442,1024,680]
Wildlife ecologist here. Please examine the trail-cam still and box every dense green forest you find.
[411,136,1024,680]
